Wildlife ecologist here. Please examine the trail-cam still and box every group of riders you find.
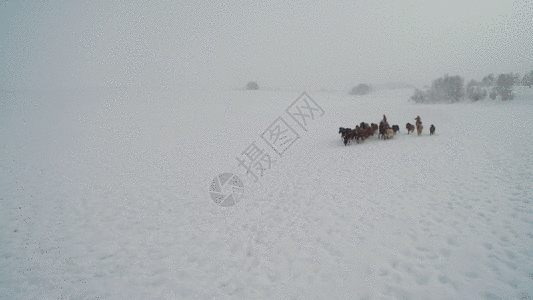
[340,115,426,146]
[381,115,422,129]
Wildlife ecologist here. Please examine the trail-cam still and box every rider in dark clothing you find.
[382,115,389,128]
[415,116,422,126]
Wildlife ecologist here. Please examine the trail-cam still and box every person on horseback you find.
[415,116,422,126]
[382,115,389,128]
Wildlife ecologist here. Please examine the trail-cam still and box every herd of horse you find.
[339,116,435,146]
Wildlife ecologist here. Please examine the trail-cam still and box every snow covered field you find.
[1,87,533,299]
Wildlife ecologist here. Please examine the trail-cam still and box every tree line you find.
[411,71,533,103]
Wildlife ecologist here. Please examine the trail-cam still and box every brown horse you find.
[406,123,415,134]
[371,123,378,136]
[416,124,423,135]
[358,127,375,143]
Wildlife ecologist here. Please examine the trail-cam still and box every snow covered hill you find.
[1,87,532,299]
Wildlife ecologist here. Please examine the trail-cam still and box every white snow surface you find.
[1,87,533,299]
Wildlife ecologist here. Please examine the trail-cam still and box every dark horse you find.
[379,121,390,139]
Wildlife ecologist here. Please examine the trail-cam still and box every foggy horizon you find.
[1,0,532,93]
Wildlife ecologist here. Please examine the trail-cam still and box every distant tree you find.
[448,75,465,102]
[482,74,495,86]
[466,79,487,101]
[424,74,464,103]
[246,81,259,90]
[350,84,372,95]
[495,73,515,101]
[410,88,426,103]
[522,70,533,88]
[514,73,522,83]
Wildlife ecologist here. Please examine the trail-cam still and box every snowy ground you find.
[1,86,532,299]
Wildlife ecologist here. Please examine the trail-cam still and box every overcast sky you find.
[1,0,532,92]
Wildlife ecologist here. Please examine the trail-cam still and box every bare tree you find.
[424,75,464,103]
[495,73,515,101]
[410,88,426,103]
[482,74,495,86]
[466,79,487,101]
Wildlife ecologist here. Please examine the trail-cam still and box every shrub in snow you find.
[350,84,372,95]
[246,81,259,90]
